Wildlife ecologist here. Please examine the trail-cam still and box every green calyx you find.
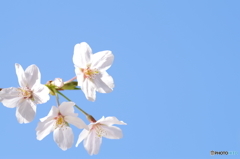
[45,81,80,96]
[61,81,80,90]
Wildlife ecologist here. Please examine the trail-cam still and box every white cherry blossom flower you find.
[73,42,114,101]
[0,63,50,123]
[36,102,88,151]
[76,116,127,155]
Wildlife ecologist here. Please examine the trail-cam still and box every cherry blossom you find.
[36,102,88,151]
[76,116,127,155]
[0,63,50,123]
[73,42,114,101]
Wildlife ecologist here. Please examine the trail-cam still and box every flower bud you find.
[51,78,64,88]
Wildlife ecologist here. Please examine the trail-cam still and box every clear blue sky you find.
[0,0,240,159]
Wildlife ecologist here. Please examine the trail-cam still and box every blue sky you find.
[0,0,240,159]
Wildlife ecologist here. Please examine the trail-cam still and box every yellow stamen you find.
[19,88,33,99]
[54,114,67,129]
[56,115,64,126]
[94,124,106,138]
[80,67,99,80]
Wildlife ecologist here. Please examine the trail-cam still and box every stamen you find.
[56,116,64,126]
[80,66,99,80]
[94,124,106,138]
[55,114,67,129]
[19,87,33,99]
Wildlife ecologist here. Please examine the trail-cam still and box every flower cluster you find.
[0,42,126,155]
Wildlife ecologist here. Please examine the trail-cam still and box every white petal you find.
[32,84,50,104]
[94,72,114,93]
[95,116,105,124]
[74,66,82,75]
[36,120,55,140]
[83,129,102,155]
[2,97,22,108]
[76,129,89,147]
[53,127,74,151]
[100,71,114,90]
[25,64,41,88]
[81,79,96,102]
[101,125,123,139]
[59,102,77,117]
[53,128,63,149]
[40,106,59,122]
[15,63,27,88]
[99,116,127,126]
[64,116,88,129]
[16,99,36,124]
[91,51,114,71]
[0,87,22,108]
[73,42,92,68]
[75,67,84,87]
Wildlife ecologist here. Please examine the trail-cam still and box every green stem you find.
[54,89,60,106]
[56,90,89,116]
